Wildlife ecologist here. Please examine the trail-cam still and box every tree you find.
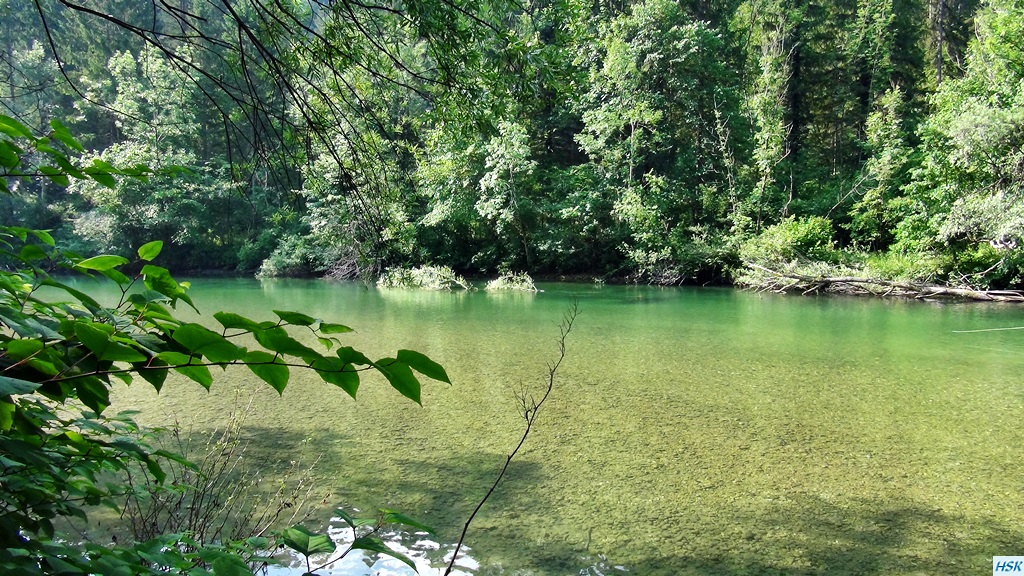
[577,0,745,280]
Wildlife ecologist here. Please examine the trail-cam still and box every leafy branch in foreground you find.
[0,116,450,575]
[443,298,578,576]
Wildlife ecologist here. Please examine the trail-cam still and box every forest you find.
[2,0,1023,289]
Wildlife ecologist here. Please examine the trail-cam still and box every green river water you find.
[101,279,1024,575]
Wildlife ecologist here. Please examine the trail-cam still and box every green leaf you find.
[41,278,101,310]
[136,358,169,392]
[0,400,14,430]
[76,255,129,272]
[245,536,270,549]
[254,326,320,361]
[157,351,213,389]
[137,240,163,261]
[243,350,289,394]
[278,525,336,558]
[380,509,436,534]
[375,359,422,405]
[145,456,166,484]
[0,140,21,168]
[173,323,243,363]
[319,322,353,334]
[214,312,262,332]
[142,265,196,310]
[274,310,317,326]
[19,244,48,261]
[350,536,416,570]
[397,349,451,384]
[4,337,44,360]
[310,356,359,398]
[336,346,372,366]
[74,322,148,362]
[30,229,55,246]
[85,169,116,189]
[49,118,84,152]
[98,268,131,286]
[334,509,376,530]
[0,114,34,138]
[0,375,41,396]
[76,378,111,414]
[211,554,253,576]
[38,165,70,186]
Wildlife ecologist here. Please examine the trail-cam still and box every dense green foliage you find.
[2,0,1022,286]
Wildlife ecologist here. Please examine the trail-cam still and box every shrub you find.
[485,272,538,292]
[377,265,471,290]
[739,216,839,265]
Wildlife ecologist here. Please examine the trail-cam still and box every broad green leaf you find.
[137,240,163,261]
[27,357,58,376]
[278,525,335,557]
[127,290,172,309]
[214,312,262,332]
[5,338,44,360]
[173,323,243,363]
[310,356,359,398]
[76,379,110,414]
[85,169,116,189]
[74,322,147,362]
[38,165,70,186]
[41,556,83,573]
[0,400,14,430]
[142,265,196,310]
[245,536,270,549]
[98,268,131,286]
[41,278,101,310]
[144,455,166,484]
[49,119,84,152]
[274,310,317,326]
[397,349,451,384]
[350,536,416,570]
[334,509,377,530]
[336,346,372,365]
[134,357,169,392]
[254,326,320,361]
[319,322,353,334]
[380,509,436,534]
[211,554,253,576]
[157,351,213,389]
[0,114,34,138]
[375,358,422,405]
[0,141,20,168]
[0,375,41,396]
[19,244,48,261]
[76,255,129,272]
[243,350,289,394]
[30,229,54,246]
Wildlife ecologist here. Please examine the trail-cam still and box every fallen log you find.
[742,263,1024,302]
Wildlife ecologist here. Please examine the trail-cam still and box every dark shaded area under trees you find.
[3,0,1024,290]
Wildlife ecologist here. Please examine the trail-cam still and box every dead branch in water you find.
[742,263,1024,302]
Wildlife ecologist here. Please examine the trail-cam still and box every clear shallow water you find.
[101,279,1024,575]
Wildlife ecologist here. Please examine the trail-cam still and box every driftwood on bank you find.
[744,263,1024,302]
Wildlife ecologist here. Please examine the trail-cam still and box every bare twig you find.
[443,298,579,576]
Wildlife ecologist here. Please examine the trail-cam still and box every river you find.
[103,279,1024,575]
